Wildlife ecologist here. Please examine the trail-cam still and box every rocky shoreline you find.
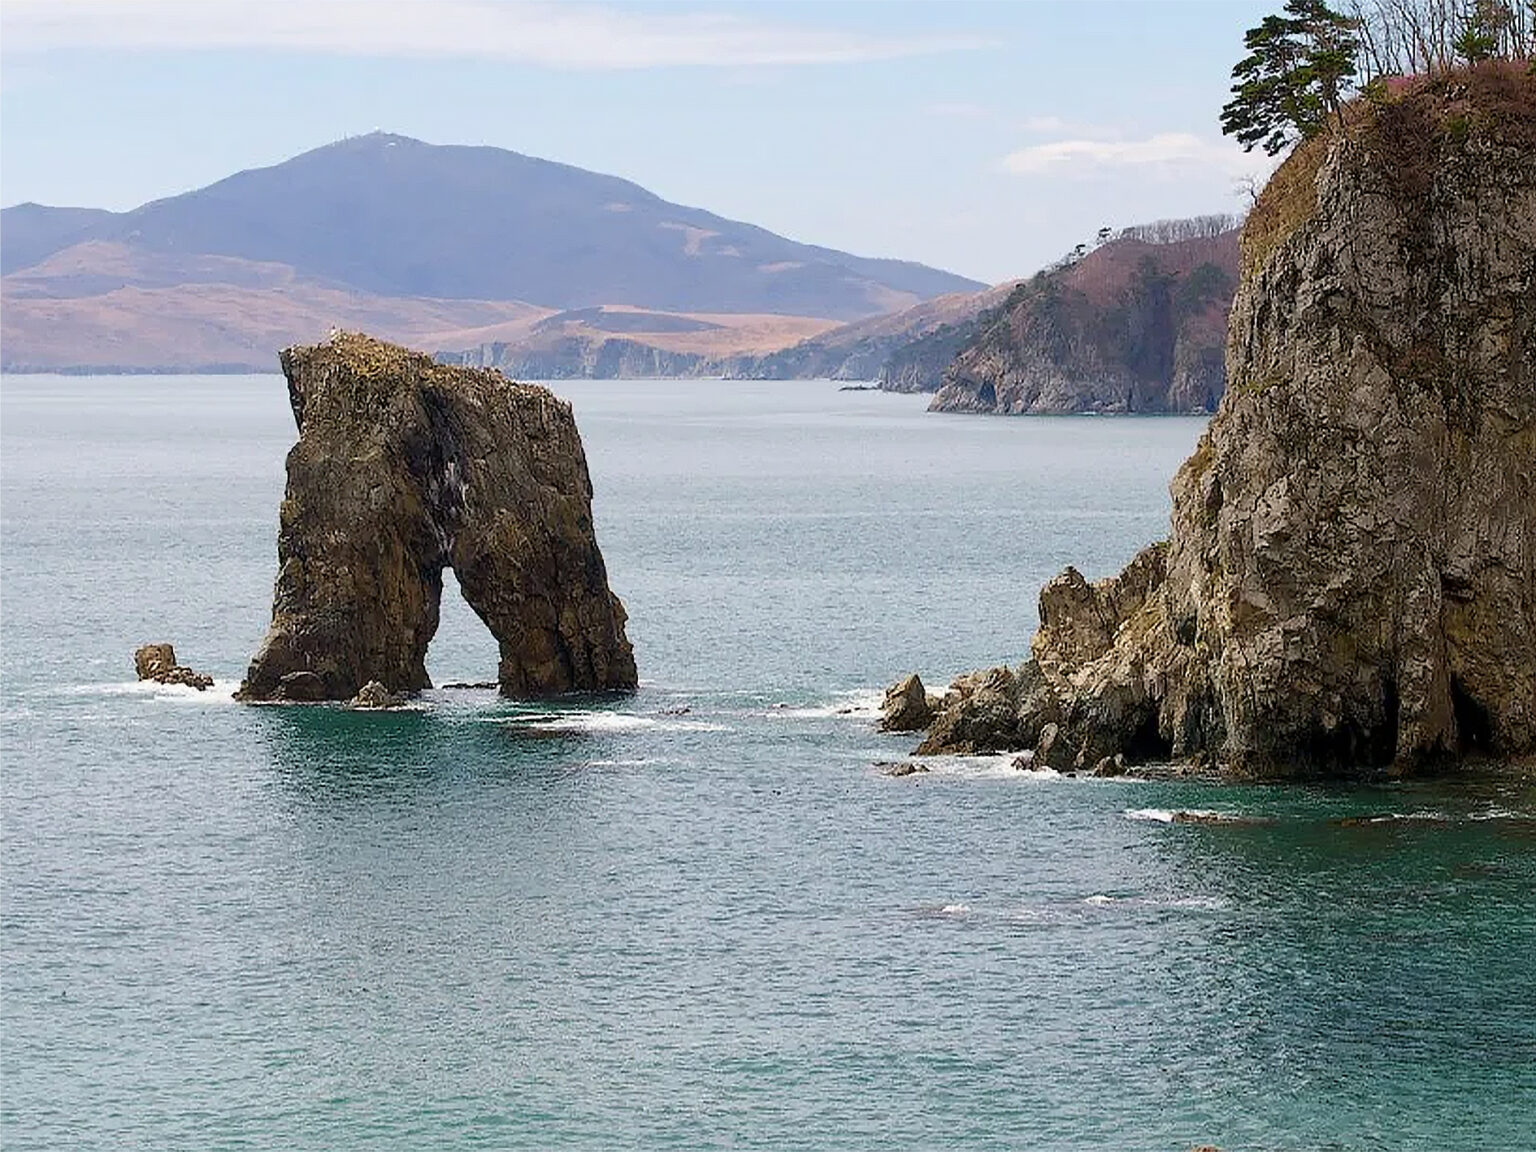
[887,67,1536,781]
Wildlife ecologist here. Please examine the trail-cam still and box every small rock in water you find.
[133,643,214,691]
[1169,810,1275,827]
[880,673,933,732]
[877,761,929,777]
[349,680,406,709]
[1034,722,1076,771]
[1091,753,1127,777]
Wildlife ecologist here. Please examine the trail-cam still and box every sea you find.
[2,375,1533,1151]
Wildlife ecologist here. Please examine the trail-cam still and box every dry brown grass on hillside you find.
[1240,133,1330,278]
[1242,61,1536,278]
[417,310,841,358]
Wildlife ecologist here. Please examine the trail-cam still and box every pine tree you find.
[1454,0,1510,63]
[1221,0,1361,155]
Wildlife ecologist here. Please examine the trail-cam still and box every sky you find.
[0,0,1280,285]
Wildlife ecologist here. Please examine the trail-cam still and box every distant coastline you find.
[1,363,275,376]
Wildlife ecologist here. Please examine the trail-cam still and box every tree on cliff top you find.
[1350,1,1534,78]
[1222,0,1361,154]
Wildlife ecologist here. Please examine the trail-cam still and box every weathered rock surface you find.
[348,680,407,709]
[880,673,935,732]
[909,67,1536,778]
[238,332,637,702]
[134,643,213,690]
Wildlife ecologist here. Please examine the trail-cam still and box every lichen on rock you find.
[237,332,636,703]
[908,66,1536,779]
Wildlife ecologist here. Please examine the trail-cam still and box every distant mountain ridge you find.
[2,133,984,371]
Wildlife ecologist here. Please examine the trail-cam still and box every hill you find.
[719,280,1019,383]
[929,220,1241,415]
[1,133,983,372]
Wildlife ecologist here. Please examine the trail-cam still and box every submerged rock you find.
[877,760,929,777]
[133,643,213,691]
[237,332,637,703]
[912,67,1536,779]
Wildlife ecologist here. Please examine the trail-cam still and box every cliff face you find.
[239,333,636,702]
[928,230,1239,415]
[443,335,713,379]
[913,66,1535,778]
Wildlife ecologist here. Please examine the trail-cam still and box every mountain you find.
[1,133,984,371]
[928,220,1241,415]
[0,203,118,275]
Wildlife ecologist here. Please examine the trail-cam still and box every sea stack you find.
[237,332,636,702]
[910,65,1535,778]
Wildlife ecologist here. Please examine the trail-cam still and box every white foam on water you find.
[1083,894,1115,905]
[1161,895,1230,910]
[760,688,885,720]
[1470,806,1531,821]
[938,903,971,915]
[1123,807,1244,824]
[512,711,731,734]
[913,753,1061,780]
[68,679,241,704]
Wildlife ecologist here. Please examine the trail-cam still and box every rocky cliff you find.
[442,334,713,379]
[928,228,1239,415]
[908,64,1535,778]
[238,332,636,702]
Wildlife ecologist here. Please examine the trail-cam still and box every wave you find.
[66,679,240,704]
[509,711,731,735]
[1123,807,1272,826]
[759,688,885,720]
[905,753,1062,780]
[911,893,1230,925]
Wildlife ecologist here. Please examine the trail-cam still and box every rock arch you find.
[237,333,636,702]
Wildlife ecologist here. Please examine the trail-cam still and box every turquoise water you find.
[2,376,1533,1151]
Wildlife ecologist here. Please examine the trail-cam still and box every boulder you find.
[909,67,1536,779]
[349,680,406,709]
[133,643,213,691]
[236,333,637,703]
[1090,754,1127,778]
[879,673,933,732]
[134,643,177,681]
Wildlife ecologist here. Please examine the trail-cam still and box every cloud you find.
[1002,132,1266,180]
[0,0,991,69]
